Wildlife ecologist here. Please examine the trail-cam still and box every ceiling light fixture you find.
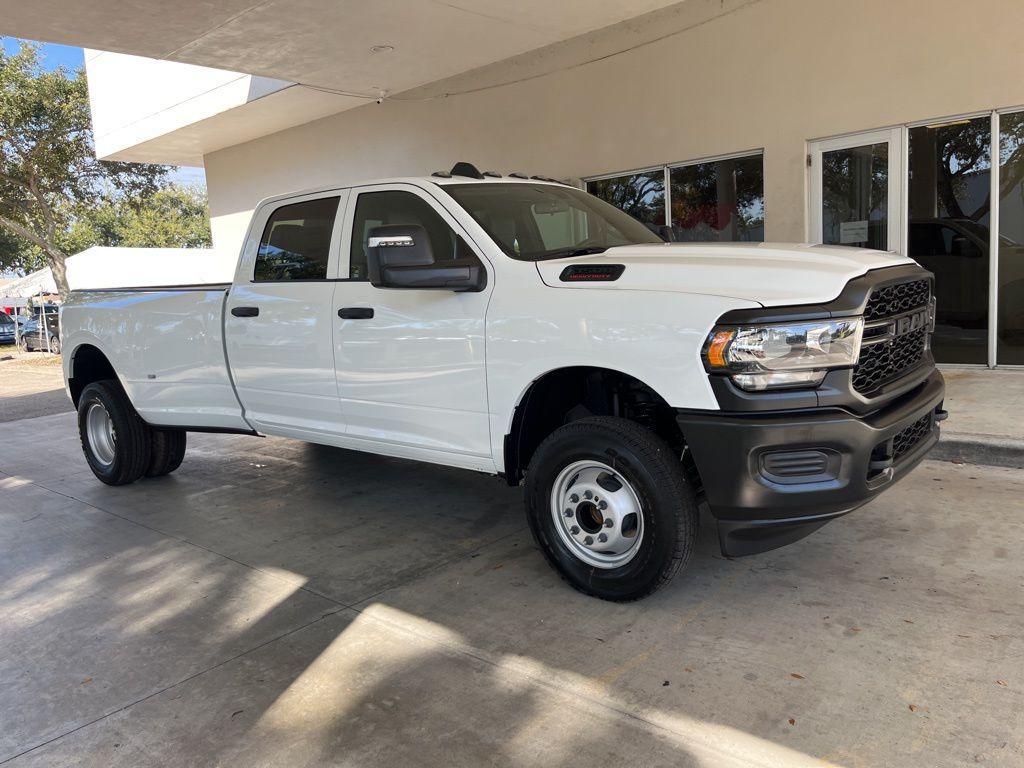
[369,45,395,54]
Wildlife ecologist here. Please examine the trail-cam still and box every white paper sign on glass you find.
[840,220,869,244]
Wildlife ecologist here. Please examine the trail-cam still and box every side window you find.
[349,190,464,279]
[254,196,340,281]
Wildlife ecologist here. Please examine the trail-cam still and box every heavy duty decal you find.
[559,264,626,282]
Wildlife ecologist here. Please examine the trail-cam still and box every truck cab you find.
[61,164,945,601]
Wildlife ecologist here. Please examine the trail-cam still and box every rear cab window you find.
[254,197,340,281]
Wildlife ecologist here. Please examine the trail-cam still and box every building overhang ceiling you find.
[1,0,688,97]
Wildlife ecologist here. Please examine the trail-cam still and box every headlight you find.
[703,318,864,391]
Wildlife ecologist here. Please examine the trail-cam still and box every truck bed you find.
[61,286,250,431]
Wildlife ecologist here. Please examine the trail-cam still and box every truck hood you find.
[534,242,915,307]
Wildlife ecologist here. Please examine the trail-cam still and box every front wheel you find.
[78,380,152,485]
[524,416,698,601]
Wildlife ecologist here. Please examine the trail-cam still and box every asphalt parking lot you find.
[1,373,1022,766]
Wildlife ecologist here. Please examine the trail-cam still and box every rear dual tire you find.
[524,416,698,602]
[78,380,186,485]
[146,428,187,477]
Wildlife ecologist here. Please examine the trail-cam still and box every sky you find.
[2,37,206,186]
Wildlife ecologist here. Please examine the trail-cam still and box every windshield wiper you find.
[538,246,608,261]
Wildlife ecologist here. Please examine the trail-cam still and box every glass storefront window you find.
[585,171,665,233]
[669,155,764,242]
[998,111,1024,365]
[908,118,992,365]
[821,143,889,250]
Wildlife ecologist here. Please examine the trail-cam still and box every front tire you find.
[524,416,698,601]
[78,380,152,485]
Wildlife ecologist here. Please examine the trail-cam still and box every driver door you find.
[332,184,493,468]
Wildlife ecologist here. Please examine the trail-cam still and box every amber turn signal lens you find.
[706,330,735,369]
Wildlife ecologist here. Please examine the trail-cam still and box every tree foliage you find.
[63,184,211,253]
[588,172,665,226]
[0,40,178,295]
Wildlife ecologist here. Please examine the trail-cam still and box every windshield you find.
[443,183,662,261]
[0,313,12,326]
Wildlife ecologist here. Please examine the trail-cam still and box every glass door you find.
[997,111,1024,365]
[907,117,992,364]
[809,128,903,252]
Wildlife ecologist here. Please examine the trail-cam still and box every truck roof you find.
[255,165,568,208]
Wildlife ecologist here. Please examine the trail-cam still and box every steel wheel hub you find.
[85,402,116,467]
[550,460,644,569]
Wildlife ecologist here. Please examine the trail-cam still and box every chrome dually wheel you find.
[550,460,644,569]
[77,380,152,485]
[85,402,117,466]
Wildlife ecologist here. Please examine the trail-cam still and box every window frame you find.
[240,189,348,284]
[339,182,491,284]
[807,128,902,254]
[583,149,766,240]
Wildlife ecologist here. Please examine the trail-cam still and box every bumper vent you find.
[893,413,933,460]
[760,450,836,485]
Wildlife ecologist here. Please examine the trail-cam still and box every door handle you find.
[231,306,259,317]
[338,307,374,319]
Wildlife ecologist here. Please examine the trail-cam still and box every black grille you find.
[892,414,933,460]
[863,279,930,322]
[853,328,928,394]
[852,278,932,396]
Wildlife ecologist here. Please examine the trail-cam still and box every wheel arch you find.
[502,365,694,487]
[67,343,119,407]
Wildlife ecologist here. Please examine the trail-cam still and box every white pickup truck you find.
[61,163,946,600]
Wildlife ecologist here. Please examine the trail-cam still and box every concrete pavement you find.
[0,351,71,423]
[933,368,1024,468]
[1,409,1021,767]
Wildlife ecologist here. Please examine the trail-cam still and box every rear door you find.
[225,190,348,438]
[331,184,493,467]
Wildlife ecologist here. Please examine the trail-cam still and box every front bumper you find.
[676,369,945,557]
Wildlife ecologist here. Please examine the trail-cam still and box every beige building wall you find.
[204,0,1024,254]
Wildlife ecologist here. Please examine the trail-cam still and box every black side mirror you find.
[366,224,486,292]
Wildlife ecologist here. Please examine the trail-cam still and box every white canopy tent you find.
[64,246,235,289]
[0,267,58,301]
[2,247,233,354]
[1,247,234,300]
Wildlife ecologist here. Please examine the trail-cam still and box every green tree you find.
[63,184,212,253]
[0,224,41,273]
[0,41,169,296]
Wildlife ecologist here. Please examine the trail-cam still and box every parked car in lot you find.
[0,312,16,346]
[60,164,945,600]
[19,313,61,354]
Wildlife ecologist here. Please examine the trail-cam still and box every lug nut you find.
[598,533,607,543]
[570,525,580,535]
[584,536,593,545]
[563,508,573,517]
[570,494,579,503]
[604,518,614,528]
[598,500,607,510]
[584,490,593,500]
